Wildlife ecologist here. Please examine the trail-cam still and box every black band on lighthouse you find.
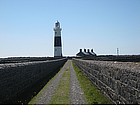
[54,36,62,47]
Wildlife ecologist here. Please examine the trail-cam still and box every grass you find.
[73,62,112,104]
[28,66,64,105]
[49,66,70,105]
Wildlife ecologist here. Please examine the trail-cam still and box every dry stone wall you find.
[0,58,67,104]
[73,59,140,104]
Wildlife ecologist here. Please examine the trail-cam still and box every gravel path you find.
[29,60,86,105]
[69,61,86,105]
[29,60,70,104]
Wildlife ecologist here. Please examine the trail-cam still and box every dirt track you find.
[29,60,86,105]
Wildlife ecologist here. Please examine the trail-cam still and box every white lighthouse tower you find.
[54,21,62,57]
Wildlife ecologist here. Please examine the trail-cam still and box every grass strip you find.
[49,66,70,105]
[28,67,64,105]
[73,62,112,104]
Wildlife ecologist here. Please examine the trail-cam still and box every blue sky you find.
[0,0,140,57]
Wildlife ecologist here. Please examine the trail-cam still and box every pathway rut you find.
[29,60,85,105]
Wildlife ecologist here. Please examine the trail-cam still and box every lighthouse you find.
[54,21,62,57]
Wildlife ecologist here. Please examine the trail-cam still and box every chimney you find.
[80,49,82,52]
[91,49,93,53]
[84,49,86,52]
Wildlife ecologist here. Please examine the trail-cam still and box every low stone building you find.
[76,49,96,57]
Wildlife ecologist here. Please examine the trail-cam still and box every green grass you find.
[28,67,64,105]
[73,62,112,104]
[49,67,70,105]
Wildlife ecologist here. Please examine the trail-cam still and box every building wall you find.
[73,59,140,104]
[0,58,67,104]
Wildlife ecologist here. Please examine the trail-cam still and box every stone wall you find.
[73,59,140,104]
[75,55,140,62]
[0,57,64,64]
[0,58,67,104]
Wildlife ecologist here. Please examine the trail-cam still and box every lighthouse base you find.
[54,47,62,57]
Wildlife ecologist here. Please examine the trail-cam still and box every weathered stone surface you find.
[0,58,67,104]
[73,59,140,104]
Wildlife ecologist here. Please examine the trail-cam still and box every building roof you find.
[76,49,96,57]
